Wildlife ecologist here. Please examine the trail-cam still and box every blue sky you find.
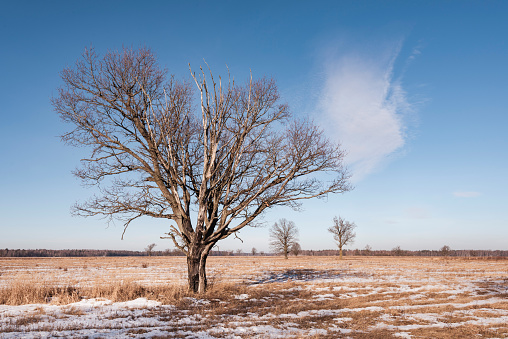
[1,1,507,252]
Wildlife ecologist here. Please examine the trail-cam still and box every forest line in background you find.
[1,248,507,258]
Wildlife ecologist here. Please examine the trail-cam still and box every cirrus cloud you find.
[318,41,416,181]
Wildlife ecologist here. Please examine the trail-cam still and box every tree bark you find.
[198,252,208,293]
[187,255,200,293]
[187,245,211,293]
[339,247,343,260]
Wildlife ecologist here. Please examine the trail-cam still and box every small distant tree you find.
[440,245,451,257]
[328,216,356,259]
[251,247,257,256]
[236,249,243,255]
[145,243,157,256]
[392,245,404,256]
[469,250,478,257]
[363,244,372,256]
[269,219,299,259]
[290,242,302,256]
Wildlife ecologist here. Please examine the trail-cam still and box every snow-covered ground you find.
[1,256,507,338]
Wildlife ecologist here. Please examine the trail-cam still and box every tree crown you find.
[53,47,352,255]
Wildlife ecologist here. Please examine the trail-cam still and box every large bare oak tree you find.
[53,47,351,293]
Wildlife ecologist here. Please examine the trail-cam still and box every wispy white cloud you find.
[453,191,482,198]
[408,45,422,61]
[318,41,414,180]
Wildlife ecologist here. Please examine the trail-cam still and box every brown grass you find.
[0,275,253,307]
[0,280,80,305]
[0,279,180,306]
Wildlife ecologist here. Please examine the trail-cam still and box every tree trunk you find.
[187,245,211,293]
[187,255,201,293]
[339,247,343,260]
[198,252,208,293]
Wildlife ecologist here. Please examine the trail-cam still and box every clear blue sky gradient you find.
[1,1,507,252]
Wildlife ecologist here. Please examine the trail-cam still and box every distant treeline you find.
[0,248,185,257]
[299,249,508,257]
[1,248,506,258]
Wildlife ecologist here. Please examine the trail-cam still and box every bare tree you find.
[269,219,299,259]
[52,47,351,293]
[392,245,404,256]
[251,247,257,256]
[440,245,451,257]
[290,242,302,256]
[327,216,356,259]
[145,243,157,256]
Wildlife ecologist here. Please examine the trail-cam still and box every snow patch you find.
[234,294,250,300]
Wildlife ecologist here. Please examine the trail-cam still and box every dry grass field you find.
[0,256,507,338]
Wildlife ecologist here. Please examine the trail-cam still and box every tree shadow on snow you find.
[474,277,508,297]
[246,269,371,285]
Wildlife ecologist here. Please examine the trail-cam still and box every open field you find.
[0,256,507,338]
